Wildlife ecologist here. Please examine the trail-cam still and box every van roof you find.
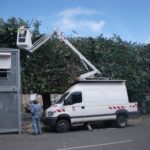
[75,79,126,84]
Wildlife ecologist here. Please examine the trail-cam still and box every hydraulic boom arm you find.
[16,26,101,80]
[53,31,101,79]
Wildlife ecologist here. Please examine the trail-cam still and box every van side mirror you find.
[63,100,67,106]
[63,97,73,106]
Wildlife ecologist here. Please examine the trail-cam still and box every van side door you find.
[64,92,84,124]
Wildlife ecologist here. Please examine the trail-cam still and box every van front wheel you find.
[56,119,70,133]
[116,115,127,128]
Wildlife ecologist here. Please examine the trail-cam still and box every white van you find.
[43,80,139,132]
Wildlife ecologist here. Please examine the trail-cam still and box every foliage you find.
[22,38,81,94]
[0,17,27,48]
[0,17,149,102]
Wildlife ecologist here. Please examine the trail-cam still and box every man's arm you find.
[30,104,35,115]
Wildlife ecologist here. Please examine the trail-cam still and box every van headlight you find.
[47,111,54,117]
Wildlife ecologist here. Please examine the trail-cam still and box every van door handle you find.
[81,106,85,109]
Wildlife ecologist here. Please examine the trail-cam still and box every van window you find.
[64,92,82,105]
[57,92,69,104]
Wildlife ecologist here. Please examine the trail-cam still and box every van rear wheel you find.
[56,119,70,133]
[116,115,127,128]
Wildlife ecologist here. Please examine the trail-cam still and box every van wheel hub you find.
[56,119,70,133]
[116,116,127,128]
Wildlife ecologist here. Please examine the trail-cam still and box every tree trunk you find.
[42,93,51,116]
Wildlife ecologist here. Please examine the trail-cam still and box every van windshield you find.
[56,92,69,104]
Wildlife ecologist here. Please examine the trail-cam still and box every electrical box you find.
[0,48,21,133]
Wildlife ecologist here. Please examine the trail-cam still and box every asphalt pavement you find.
[0,114,150,150]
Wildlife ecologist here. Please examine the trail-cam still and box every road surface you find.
[0,116,150,150]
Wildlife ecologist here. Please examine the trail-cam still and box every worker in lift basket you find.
[30,98,42,135]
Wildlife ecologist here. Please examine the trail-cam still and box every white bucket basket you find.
[16,26,33,51]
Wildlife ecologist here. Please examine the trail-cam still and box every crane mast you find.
[16,26,101,80]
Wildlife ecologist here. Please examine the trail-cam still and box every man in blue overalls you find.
[30,99,42,135]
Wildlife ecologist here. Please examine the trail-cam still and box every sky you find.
[0,0,150,43]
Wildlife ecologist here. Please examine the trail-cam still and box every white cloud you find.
[145,36,150,44]
[59,7,101,19]
[55,7,105,35]
[56,18,105,33]
[85,20,105,32]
